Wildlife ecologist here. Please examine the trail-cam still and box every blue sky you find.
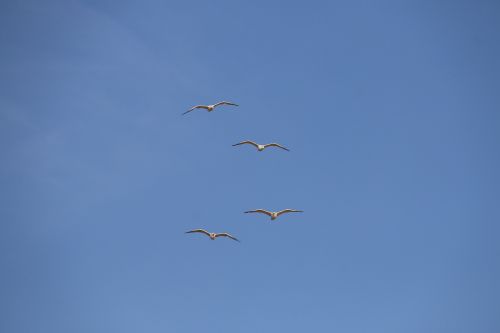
[1,0,499,332]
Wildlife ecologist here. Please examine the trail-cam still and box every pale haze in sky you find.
[1,1,499,332]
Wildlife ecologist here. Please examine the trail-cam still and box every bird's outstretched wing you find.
[232,140,259,148]
[244,209,273,217]
[215,233,240,242]
[183,105,208,115]
[214,101,239,107]
[264,143,290,151]
[276,209,303,216]
[185,229,211,237]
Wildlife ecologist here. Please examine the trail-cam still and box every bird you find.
[185,229,240,242]
[183,101,238,115]
[232,140,290,152]
[244,209,303,220]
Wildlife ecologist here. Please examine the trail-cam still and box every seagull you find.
[232,141,290,152]
[244,209,303,220]
[183,101,238,115]
[185,229,240,242]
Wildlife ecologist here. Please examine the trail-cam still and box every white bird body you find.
[200,104,217,111]
[232,140,290,152]
[183,101,238,115]
[244,209,303,220]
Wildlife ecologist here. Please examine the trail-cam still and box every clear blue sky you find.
[1,0,499,332]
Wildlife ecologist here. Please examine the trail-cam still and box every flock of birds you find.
[183,101,303,242]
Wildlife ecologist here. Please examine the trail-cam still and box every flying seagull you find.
[185,229,240,242]
[232,141,290,152]
[244,209,303,220]
[183,101,238,115]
